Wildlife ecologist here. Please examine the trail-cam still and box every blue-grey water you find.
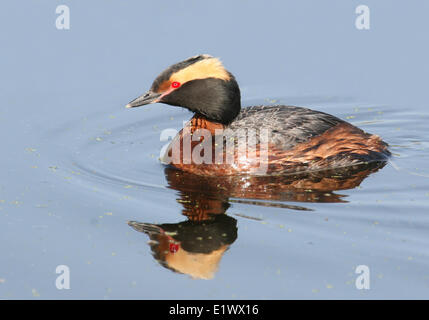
[1,1,428,299]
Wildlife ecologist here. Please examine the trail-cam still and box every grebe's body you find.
[126,55,389,176]
[163,106,389,176]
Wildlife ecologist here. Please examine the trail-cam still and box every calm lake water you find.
[1,1,428,299]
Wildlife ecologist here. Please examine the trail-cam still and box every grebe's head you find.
[126,54,241,124]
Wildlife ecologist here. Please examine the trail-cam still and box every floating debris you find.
[31,288,40,297]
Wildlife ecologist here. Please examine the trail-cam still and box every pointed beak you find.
[125,91,162,109]
[128,221,163,235]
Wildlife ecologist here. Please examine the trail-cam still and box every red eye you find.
[171,81,181,88]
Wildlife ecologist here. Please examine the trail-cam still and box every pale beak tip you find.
[125,104,132,109]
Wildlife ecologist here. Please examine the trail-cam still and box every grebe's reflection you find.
[129,162,385,279]
[128,214,237,279]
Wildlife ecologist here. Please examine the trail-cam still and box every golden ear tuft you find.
[170,57,231,84]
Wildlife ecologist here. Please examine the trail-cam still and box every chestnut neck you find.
[189,114,225,134]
